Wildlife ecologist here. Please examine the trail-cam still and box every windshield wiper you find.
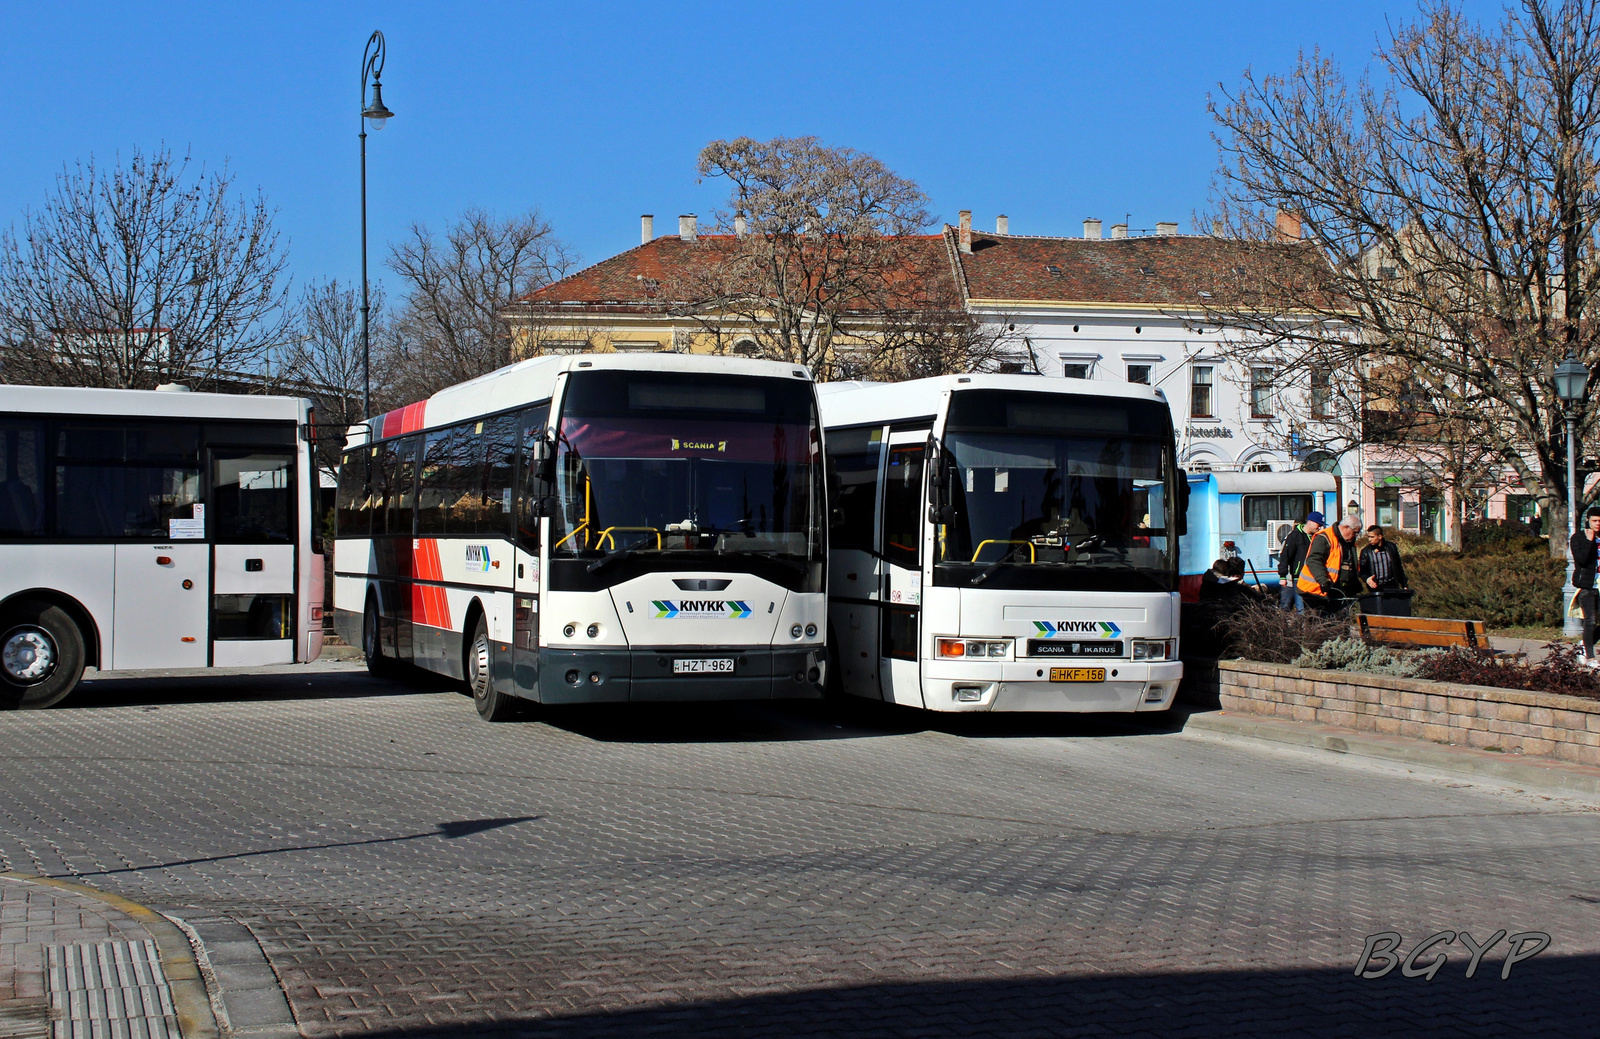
[586,537,655,573]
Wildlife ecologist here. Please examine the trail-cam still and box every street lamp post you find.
[1554,353,1587,639]
[360,30,394,422]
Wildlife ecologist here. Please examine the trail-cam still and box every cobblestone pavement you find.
[0,662,1597,1037]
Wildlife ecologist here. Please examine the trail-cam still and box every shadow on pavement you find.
[351,955,1598,1038]
[51,816,541,880]
[65,664,441,709]
[538,697,1189,745]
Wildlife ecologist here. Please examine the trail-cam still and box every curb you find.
[0,872,220,1039]
[1183,710,1600,801]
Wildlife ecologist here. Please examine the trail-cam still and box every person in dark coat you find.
[1357,525,1409,594]
[1277,511,1322,612]
[1570,509,1600,665]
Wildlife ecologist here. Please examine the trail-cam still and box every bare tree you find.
[1206,0,1600,555]
[274,278,396,465]
[386,208,576,400]
[0,147,292,390]
[683,136,941,377]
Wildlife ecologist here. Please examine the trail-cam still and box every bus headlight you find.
[805,623,817,638]
[1131,639,1176,661]
[791,623,804,639]
[936,638,1010,659]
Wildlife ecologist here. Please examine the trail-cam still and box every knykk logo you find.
[1033,620,1121,638]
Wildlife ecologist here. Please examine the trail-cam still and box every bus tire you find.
[363,599,396,678]
[0,601,86,710]
[467,616,519,722]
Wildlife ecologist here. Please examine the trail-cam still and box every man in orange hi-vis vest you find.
[1299,514,1359,612]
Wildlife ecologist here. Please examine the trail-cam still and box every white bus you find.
[0,385,324,708]
[819,375,1183,712]
[332,353,828,721]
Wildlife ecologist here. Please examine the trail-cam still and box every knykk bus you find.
[332,354,827,720]
[819,375,1182,712]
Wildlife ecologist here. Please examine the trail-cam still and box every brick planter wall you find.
[1218,660,1600,769]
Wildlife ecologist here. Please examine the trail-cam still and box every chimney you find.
[734,213,747,237]
[1211,220,1224,237]
[996,214,1009,235]
[1110,223,1128,239]
[641,214,654,244]
[958,210,972,253]
[1275,210,1303,241]
[1156,221,1179,236]
[1083,218,1102,240]
[679,214,697,242]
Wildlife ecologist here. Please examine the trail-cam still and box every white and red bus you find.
[0,385,324,708]
[332,353,828,720]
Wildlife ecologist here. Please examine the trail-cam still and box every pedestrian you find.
[1277,511,1322,612]
[1297,514,1361,615]
[1357,524,1409,612]
[1528,513,1542,539]
[1569,509,1600,667]
[1332,515,1363,598]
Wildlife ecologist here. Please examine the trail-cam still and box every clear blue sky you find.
[0,0,1503,296]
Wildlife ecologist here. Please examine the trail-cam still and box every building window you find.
[612,340,660,353]
[1310,366,1332,420]
[1250,367,1274,418]
[1062,363,1091,380]
[1190,366,1214,418]
[1127,364,1151,385]
[731,339,760,356]
[542,340,590,355]
[997,361,1025,374]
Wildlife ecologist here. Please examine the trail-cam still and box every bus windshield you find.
[935,390,1176,590]
[550,370,822,585]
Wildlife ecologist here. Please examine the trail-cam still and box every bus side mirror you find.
[1177,469,1190,537]
[926,438,948,508]
[529,436,556,483]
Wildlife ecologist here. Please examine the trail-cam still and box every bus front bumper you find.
[536,646,826,704]
[922,659,1184,713]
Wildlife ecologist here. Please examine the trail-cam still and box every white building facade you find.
[946,214,1359,506]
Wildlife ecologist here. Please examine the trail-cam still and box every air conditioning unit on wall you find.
[1267,520,1297,555]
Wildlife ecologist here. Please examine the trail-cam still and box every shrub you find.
[1388,531,1454,557]
[1405,551,1566,628]
[1460,520,1546,557]
[1291,637,1437,677]
[1417,643,1600,701]
[1217,601,1349,664]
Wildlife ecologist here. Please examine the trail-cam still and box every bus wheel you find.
[363,600,394,678]
[467,617,519,722]
[0,602,86,710]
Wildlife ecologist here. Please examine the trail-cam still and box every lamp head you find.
[363,79,394,129]
[1555,353,1587,406]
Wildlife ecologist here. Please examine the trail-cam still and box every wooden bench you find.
[1357,614,1488,650]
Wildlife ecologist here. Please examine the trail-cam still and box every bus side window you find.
[385,438,418,537]
[825,427,881,552]
[0,419,46,537]
[483,414,519,539]
[335,450,368,537]
[416,427,454,536]
[882,443,924,570]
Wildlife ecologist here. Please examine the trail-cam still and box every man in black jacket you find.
[1277,511,1322,611]
[1570,510,1600,665]
[1357,525,1409,612]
